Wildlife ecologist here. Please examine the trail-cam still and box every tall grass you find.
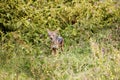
[0,28,120,80]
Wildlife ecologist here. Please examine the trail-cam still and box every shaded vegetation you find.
[0,0,120,80]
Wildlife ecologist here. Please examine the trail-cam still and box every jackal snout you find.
[47,29,64,55]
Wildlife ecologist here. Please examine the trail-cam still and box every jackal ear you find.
[47,29,51,35]
[55,29,59,33]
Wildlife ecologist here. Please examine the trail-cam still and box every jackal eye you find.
[52,35,55,37]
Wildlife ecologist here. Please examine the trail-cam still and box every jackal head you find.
[47,29,58,41]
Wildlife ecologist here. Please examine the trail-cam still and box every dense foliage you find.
[0,0,120,80]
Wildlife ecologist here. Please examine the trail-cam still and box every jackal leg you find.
[61,40,64,51]
[52,48,57,55]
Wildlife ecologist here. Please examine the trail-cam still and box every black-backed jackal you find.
[47,29,64,55]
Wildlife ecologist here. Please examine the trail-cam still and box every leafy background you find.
[0,0,120,80]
